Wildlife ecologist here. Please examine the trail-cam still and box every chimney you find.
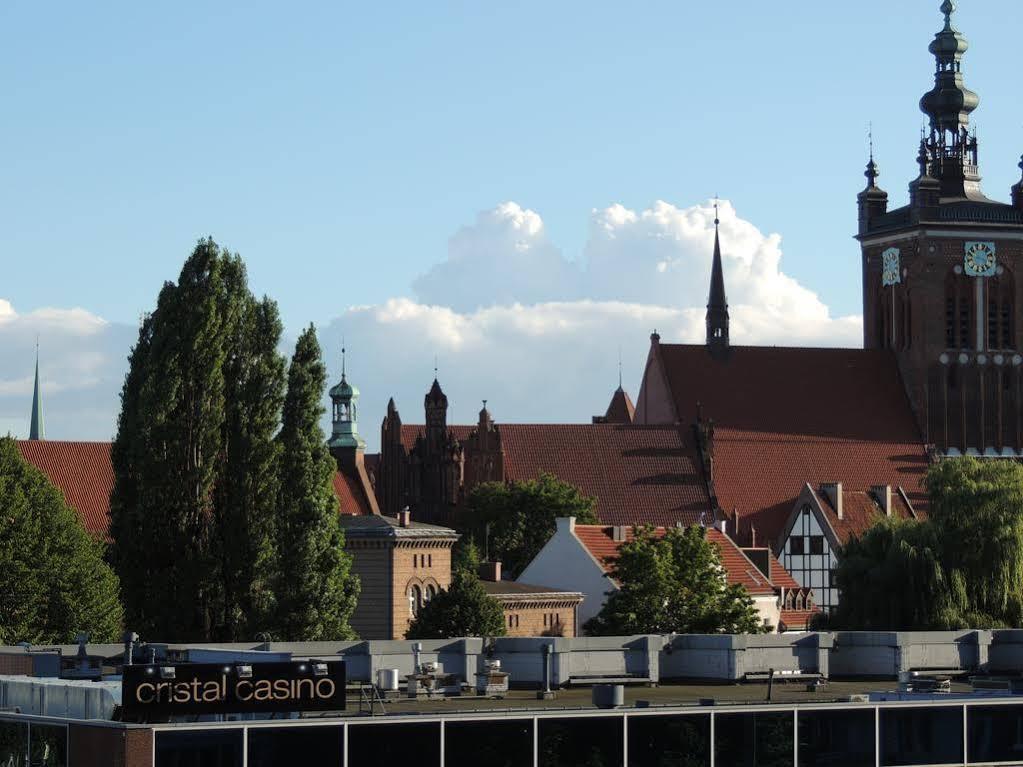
[398,507,412,528]
[820,483,843,519]
[714,519,728,535]
[478,561,502,582]
[556,517,576,535]
[872,485,893,517]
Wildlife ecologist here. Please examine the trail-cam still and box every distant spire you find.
[617,346,623,390]
[341,337,347,380]
[29,342,44,441]
[706,200,729,351]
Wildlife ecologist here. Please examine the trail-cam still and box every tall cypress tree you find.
[274,326,359,640]
[109,239,285,641]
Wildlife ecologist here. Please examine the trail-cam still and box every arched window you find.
[408,585,422,617]
[425,584,436,603]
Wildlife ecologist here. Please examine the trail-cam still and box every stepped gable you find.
[401,423,712,527]
[16,440,113,537]
[654,344,929,544]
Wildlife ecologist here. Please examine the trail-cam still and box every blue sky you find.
[2,0,1021,443]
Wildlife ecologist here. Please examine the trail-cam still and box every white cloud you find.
[0,300,133,440]
[1,198,863,449]
[413,202,581,311]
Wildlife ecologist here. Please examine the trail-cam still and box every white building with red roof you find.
[518,517,817,633]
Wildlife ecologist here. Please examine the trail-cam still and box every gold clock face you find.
[964,241,996,277]
[881,247,901,286]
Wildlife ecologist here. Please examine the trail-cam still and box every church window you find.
[409,585,422,617]
[987,272,1015,350]
[945,270,974,349]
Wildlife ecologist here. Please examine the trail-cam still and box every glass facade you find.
[881,707,963,766]
[247,726,342,767]
[716,711,794,767]
[445,719,533,767]
[0,720,28,767]
[968,704,1023,765]
[28,724,66,767]
[539,716,624,767]
[627,713,711,767]
[348,722,440,766]
[155,729,244,767]
[15,699,1023,767]
[798,709,874,767]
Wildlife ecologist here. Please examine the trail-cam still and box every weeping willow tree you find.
[831,458,1023,630]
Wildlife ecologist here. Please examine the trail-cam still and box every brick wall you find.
[502,603,578,638]
[391,541,452,639]
[69,725,152,767]
[347,541,392,640]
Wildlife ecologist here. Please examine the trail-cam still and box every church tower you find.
[328,345,380,514]
[858,1,1023,455]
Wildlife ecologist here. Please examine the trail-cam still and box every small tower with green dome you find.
[328,344,365,452]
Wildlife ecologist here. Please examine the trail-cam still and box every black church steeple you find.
[706,201,729,353]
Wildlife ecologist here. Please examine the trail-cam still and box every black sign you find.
[121,661,346,718]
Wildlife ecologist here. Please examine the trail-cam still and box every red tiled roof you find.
[779,609,817,631]
[656,345,929,545]
[16,440,113,537]
[822,489,915,545]
[766,551,801,590]
[573,524,776,597]
[332,471,370,516]
[401,423,711,527]
[16,440,371,534]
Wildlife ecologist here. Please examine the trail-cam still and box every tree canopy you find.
[464,473,598,578]
[0,436,123,644]
[405,543,506,639]
[273,326,359,640]
[584,525,765,636]
[109,239,359,641]
[831,458,1023,630]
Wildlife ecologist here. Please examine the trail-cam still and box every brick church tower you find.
[858,1,1023,455]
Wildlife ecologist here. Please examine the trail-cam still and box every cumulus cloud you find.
[5,198,862,449]
[413,202,581,311]
[0,300,134,440]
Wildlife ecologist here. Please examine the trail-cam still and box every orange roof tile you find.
[655,344,930,545]
[16,440,114,537]
[332,471,370,516]
[779,609,818,631]
[573,524,776,596]
[400,423,712,527]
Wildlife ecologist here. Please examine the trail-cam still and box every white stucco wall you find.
[517,518,617,629]
[752,594,781,632]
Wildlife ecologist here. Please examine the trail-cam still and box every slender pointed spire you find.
[341,337,346,380]
[706,198,729,351]
[29,342,44,440]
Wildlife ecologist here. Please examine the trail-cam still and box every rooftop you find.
[339,514,460,539]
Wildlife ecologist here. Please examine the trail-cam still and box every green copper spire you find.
[327,343,365,451]
[29,343,44,440]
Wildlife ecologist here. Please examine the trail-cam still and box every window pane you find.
[968,704,1023,764]
[247,726,342,767]
[0,721,28,767]
[798,709,874,767]
[628,713,710,767]
[445,719,533,767]
[155,729,243,767]
[29,724,66,767]
[881,707,963,766]
[715,712,793,767]
[348,722,439,766]
[539,716,623,767]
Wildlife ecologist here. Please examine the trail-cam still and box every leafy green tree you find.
[584,525,764,636]
[405,565,506,640]
[465,473,598,577]
[832,458,1023,630]
[109,239,286,640]
[0,437,123,643]
[272,326,359,640]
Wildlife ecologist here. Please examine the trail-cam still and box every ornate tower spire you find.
[920,0,982,198]
[328,343,365,451]
[706,199,729,352]
[858,129,889,233]
[29,342,44,441]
